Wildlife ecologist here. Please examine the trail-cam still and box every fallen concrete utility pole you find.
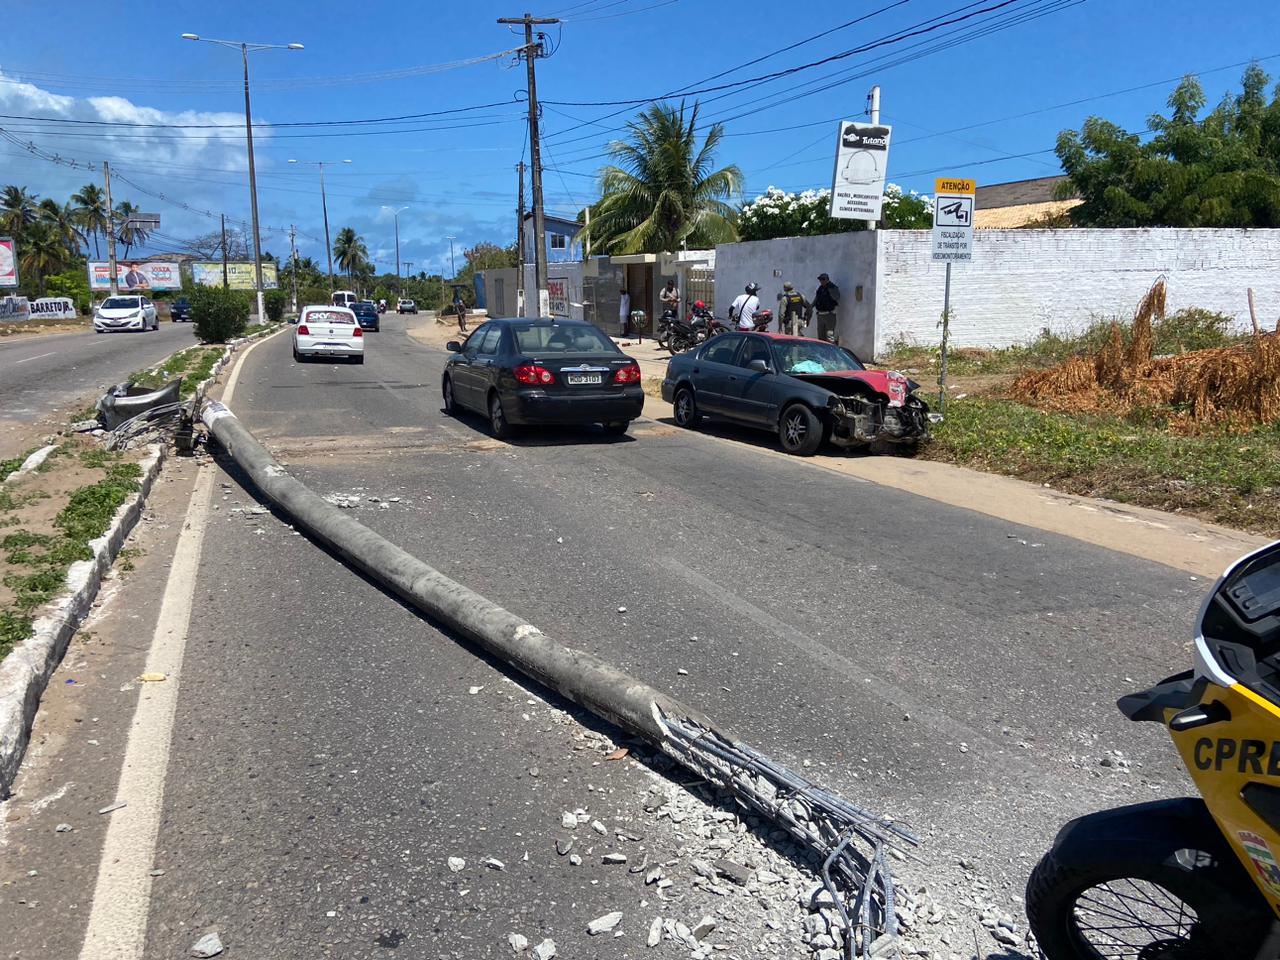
[201,400,918,959]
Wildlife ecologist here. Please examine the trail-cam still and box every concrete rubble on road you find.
[586,911,624,936]
[188,931,224,958]
[532,938,557,959]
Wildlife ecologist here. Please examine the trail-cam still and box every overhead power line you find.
[542,0,1025,107]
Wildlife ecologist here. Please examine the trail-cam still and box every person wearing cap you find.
[813,273,840,344]
[777,282,809,336]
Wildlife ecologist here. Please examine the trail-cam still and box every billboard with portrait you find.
[87,260,182,292]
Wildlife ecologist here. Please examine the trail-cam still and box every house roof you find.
[522,211,581,232]
[974,175,1072,209]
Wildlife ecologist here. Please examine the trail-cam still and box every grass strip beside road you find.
[0,444,142,659]
[923,397,1280,536]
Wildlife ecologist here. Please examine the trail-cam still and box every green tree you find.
[71,183,109,259]
[38,198,85,257]
[44,268,91,314]
[18,221,71,296]
[0,185,40,239]
[1056,64,1280,227]
[451,241,517,305]
[582,101,743,254]
[114,200,149,256]
[333,227,368,280]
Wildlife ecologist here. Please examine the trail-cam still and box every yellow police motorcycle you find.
[1028,541,1280,959]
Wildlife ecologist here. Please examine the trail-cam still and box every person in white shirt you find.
[729,283,761,330]
[618,287,632,338]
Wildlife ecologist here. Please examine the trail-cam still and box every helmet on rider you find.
[745,282,760,295]
[693,300,706,310]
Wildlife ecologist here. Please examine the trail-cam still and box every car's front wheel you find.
[489,393,511,440]
[779,404,824,456]
[673,387,700,428]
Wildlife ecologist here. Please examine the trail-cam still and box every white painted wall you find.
[876,228,1280,352]
[714,233,879,359]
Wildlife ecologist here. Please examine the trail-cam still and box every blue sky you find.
[2,0,1277,275]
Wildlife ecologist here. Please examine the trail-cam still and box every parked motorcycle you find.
[1027,539,1280,959]
[659,301,716,354]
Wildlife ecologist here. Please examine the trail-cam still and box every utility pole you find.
[497,12,558,315]
[220,214,229,289]
[516,160,526,316]
[241,43,266,319]
[289,224,299,313]
[403,261,413,278]
[446,236,457,278]
[103,160,119,296]
[867,84,881,232]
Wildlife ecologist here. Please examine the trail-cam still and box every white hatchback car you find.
[94,295,159,332]
[293,305,364,364]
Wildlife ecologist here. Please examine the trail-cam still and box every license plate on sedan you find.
[566,373,602,385]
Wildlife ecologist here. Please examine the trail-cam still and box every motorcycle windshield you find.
[1197,540,1280,704]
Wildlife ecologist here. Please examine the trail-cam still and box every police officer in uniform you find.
[777,282,810,336]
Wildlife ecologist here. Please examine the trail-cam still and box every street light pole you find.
[382,205,408,289]
[289,158,349,290]
[446,235,457,278]
[183,33,303,318]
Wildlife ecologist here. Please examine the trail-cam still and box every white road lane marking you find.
[76,464,214,960]
[13,352,55,364]
[76,331,279,960]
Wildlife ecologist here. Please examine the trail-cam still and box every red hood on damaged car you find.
[793,368,912,406]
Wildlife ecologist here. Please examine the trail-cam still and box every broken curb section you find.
[200,398,919,959]
[0,445,165,798]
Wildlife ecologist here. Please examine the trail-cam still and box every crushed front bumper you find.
[828,398,937,447]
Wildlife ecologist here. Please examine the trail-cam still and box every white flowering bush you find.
[738,184,933,241]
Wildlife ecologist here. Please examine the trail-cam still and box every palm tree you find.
[582,101,743,254]
[114,200,149,257]
[0,185,40,239]
[72,183,109,259]
[39,198,85,258]
[18,221,70,296]
[333,227,368,280]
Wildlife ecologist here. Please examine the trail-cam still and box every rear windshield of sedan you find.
[303,310,355,324]
[102,297,141,309]
[512,322,617,355]
[773,340,866,375]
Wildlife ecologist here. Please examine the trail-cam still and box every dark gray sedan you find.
[661,332,935,456]
[443,317,644,438]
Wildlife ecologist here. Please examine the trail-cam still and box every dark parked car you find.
[442,317,644,438]
[169,297,192,322]
[351,301,380,332]
[661,332,936,456]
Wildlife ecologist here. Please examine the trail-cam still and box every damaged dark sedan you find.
[661,332,939,456]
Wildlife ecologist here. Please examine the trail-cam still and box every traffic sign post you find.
[931,178,977,414]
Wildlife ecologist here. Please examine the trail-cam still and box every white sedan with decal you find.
[293,305,364,364]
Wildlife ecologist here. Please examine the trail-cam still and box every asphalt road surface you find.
[0,323,193,445]
[0,314,1209,959]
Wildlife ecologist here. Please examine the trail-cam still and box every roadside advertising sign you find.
[0,237,17,288]
[88,260,182,291]
[31,297,78,319]
[931,178,977,263]
[829,121,893,221]
[191,261,280,290]
[0,295,31,321]
[547,277,569,317]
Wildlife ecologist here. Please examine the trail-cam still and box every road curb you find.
[3,445,59,485]
[0,444,166,798]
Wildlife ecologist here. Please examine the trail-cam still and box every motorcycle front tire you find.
[1026,798,1273,960]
